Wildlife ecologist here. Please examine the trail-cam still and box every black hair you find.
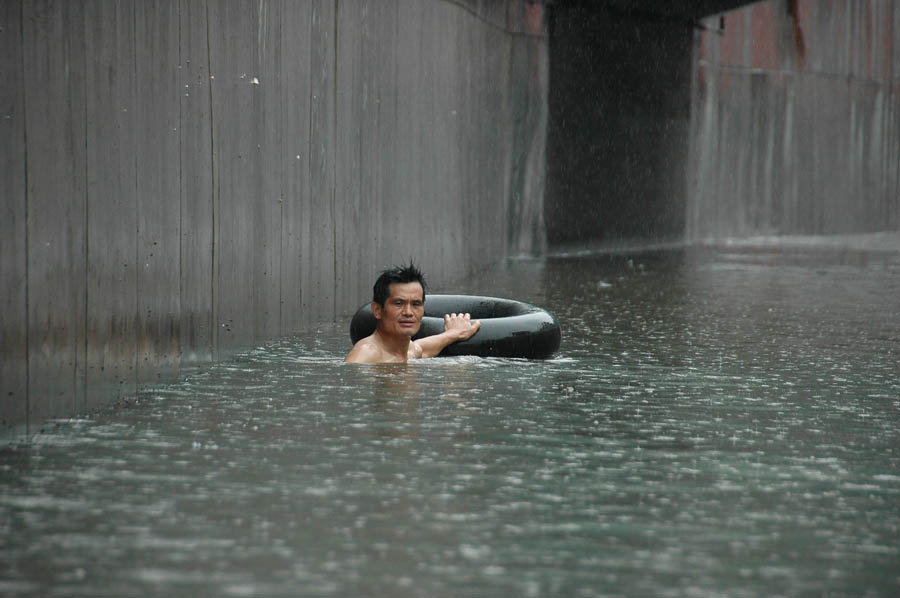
[372,262,426,306]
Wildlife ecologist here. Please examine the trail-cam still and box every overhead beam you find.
[549,0,758,22]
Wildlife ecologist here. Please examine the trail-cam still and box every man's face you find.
[373,282,424,338]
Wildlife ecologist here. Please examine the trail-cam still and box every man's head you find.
[371,263,426,339]
[372,262,426,307]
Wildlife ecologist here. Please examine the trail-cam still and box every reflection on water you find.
[2,240,899,597]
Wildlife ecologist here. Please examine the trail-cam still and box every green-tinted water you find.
[2,242,899,597]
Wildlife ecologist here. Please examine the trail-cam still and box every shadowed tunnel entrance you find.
[545,0,755,246]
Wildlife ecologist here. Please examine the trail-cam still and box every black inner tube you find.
[349,294,561,359]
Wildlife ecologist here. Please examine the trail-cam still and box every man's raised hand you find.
[443,312,481,341]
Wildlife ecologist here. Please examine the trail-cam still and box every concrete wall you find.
[0,0,548,433]
[688,0,900,239]
[545,0,899,248]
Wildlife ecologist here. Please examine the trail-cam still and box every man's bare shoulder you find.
[344,337,384,363]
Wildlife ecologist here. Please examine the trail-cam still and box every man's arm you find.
[414,313,481,358]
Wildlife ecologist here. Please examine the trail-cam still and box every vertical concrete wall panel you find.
[393,0,427,278]
[178,0,215,363]
[477,24,509,262]
[260,0,289,342]
[83,0,139,407]
[278,1,314,334]
[367,2,400,280]
[304,0,337,329]
[507,4,548,256]
[257,0,287,343]
[23,0,88,425]
[207,0,254,350]
[0,1,27,429]
[689,0,899,239]
[895,1,900,81]
[134,0,182,382]
[208,1,283,350]
[332,0,370,314]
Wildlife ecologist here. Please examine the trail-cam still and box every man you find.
[344,263,481,363]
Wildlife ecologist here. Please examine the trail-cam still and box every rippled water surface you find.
[2,242,899,597]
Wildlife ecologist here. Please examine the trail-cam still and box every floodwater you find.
[2,238,899,597]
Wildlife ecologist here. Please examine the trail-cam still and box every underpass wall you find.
[688,0,900,239]
[0,0,548,434]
